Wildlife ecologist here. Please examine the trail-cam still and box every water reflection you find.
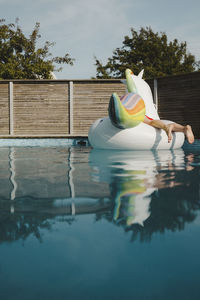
[0,146,200,244]
[90,148,200,241]
[90,150,159,226]
[0,146,110,243]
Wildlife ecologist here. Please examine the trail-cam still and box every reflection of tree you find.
[0,196,86,243]
[127,185,200,243]
[0,196,111,243]
[0,213,52,243]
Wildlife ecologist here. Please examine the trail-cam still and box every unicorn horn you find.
[125,69,137,93]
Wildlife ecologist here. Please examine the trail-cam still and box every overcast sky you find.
[1,0,200,79]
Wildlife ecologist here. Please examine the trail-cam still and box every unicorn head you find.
[124,69,160,120]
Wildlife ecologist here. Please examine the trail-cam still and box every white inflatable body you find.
[88,70,185,150]
[89,117,184,150]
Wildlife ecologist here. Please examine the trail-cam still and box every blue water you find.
[0,145,200,300]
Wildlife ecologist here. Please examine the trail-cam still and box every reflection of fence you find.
[0,147,110,215]
[0,72,200,138]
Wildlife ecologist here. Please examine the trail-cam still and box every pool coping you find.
[0,137,89,147]
[0,138,199,150]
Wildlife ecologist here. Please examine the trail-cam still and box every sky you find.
[1,0,200,79]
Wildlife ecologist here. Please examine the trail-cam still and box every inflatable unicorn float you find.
[88,69,184,150]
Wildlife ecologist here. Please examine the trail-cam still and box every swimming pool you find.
[0,143,200,300]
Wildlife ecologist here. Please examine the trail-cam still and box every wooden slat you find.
[0,83,9,134]
[13,82,69,135]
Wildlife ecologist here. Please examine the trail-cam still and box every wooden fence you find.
[0,80,126,137]
[156,72,200,139]
[0,71,200,138]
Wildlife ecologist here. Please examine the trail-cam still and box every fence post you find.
[9,82,14,135]
[153,79,158,111]
[69,81,74,135]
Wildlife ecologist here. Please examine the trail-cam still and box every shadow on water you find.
[0,145,200,243]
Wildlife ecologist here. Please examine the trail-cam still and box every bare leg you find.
[165,124,173,143]
[166,123,194,144]
[184,125,194,143]
[143,117,194,144]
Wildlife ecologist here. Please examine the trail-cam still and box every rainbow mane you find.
[108,92,145,129]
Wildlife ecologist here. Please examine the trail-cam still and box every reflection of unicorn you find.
[113,179,151,226]
[89,69,184,150]
[89,148,185,227]
[89,150,159,226]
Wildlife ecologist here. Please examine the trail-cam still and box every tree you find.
[0,19,75,79]
[95,27,198,79]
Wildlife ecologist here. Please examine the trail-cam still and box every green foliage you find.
[0,19,75,79]
[95,27,198,79]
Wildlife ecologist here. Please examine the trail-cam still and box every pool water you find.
[0,145,200,300]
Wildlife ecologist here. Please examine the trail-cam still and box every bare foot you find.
[184,125,194,144]
[165,124,173,143]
